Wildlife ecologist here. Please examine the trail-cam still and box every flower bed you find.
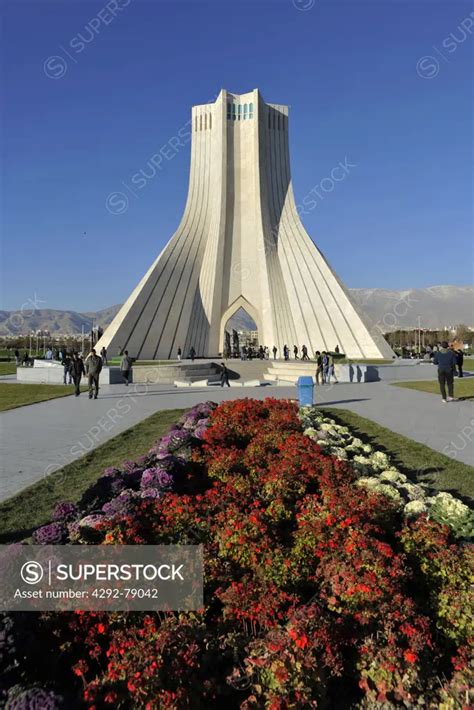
[1,399,473,708]
[300,407,474,539]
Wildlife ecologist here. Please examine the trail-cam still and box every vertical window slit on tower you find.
[204,114,207,130]
[199,115,202,131]
[209,113,212,129]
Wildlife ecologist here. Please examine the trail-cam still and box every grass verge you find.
[392,378,474,399]
[0,362,16,376]
[0,408,184,543]
[323,407,474,502]
[0,383,88,412]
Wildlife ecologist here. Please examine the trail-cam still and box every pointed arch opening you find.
[219,297,262,357]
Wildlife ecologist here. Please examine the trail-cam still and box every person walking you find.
[14,349,20,366]
[293,345,299,360]
[177,346,182,361]
[85,348,102,400]
[62,353,73,385]
[456,349,464,378]
[70,352,85,397]
[100,347,107,365]
[322,351,330,384]
[189,346,196,362]
[272,345,278,360]
[220,362,230,387]
[327,353,338,384]
[301,344,309,361]
[432,341,457,402]
[315,351,323,384]
[120,350,133,386]
[258,345,265,360]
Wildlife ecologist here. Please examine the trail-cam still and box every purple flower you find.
[5,685,63,710]
[193,423,208,440]
[102,466,121,477]
[52,502,78,522]
[121,460,138,474]
[102,490,138,516]
[32,523,67,545]
[140,467,173,490]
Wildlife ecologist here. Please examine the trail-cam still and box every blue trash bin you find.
[297,375,314,406]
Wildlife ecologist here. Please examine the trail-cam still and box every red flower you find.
[403,650,418,663]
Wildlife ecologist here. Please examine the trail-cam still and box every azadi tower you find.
[97,89,394,360]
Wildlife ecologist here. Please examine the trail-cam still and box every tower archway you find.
[219,296,263,355]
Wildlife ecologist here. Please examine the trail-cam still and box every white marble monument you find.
[96,89,394,360]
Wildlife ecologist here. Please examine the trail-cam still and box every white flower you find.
[379,470,406,484]
[372,483,404,506]
[356,477,379,489]
[330,446,348,460]
[351,438,363,448]
[370,451,391,470]
[404,500,428,517]
[362,444,373,454]
[400,483,426,501]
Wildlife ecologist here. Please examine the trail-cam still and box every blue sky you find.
[2,0,473,312]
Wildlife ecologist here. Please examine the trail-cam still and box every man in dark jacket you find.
[456,349,464,378]
[315,351,323,384]
[62,354,73,385]
[70,353,85,397]
[220,362,230,387]
[432,342,457,402]
[85,349,102,399]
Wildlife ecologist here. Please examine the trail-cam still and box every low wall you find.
[16,363,121,385]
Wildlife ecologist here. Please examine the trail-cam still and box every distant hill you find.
[0,305,121,336]
[349,286,474,330]
[0,287,472,335]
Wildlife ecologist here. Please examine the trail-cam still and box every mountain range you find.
[0,286,472,336]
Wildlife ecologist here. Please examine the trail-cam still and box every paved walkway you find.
[1,380,473,502]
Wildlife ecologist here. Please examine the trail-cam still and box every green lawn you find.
[323,407,474,502]
[0,408,184,543]
[463,357,474,371]
[0,383,88,412]
[0,362,16,376]
[393,378,474,400]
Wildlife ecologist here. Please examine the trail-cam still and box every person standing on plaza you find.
[100,346,107,365]
[120,350,133,386]
[70,352,85,397]
[220,362,230,387]
[327,353,338,383]
[62,353,73,385]
[322,351,329,384]
[177,346,182,361]
[315,351,323,384]
[456,349,464,378]
[189,346,196,361]
[272,345,278,360]
[283,344,289,361]
[432,341,457,402]
[14,349,20,366]
[293,345,299,360]
[85,348,102,400]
